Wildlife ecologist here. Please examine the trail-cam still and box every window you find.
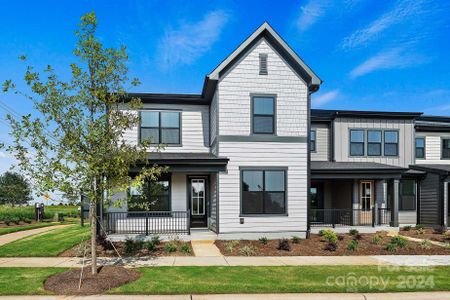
[241,169,286,215]
[400,180,416,211]
[259,53,268,75]
[140,111,180,145]
[350,130,365,156]
[367,130,382,156]
[384,131,398,156]
[252,96,275,134]
[415,138,425,159]
[443,139,450,159]
[310,130,316,152]
[128,176,171,211]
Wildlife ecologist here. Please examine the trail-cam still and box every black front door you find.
[188,177,207,228]
[310,183,324,223]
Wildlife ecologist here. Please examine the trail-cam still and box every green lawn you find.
[0,225,90,257]
[0,222,61,236]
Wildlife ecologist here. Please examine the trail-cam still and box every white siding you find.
[122,103,210,153]
[416,132,450,165]
[209,173,218,232]
[311,123,329,161]
[171,173,187,211]
[210,91,218,144]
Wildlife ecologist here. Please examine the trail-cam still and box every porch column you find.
[390,179,400,227]
[352,179,359,225]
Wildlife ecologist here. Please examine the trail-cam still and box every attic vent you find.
[259,53,268,75]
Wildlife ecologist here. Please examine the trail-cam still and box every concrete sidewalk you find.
[1,255,450,268]
[1,292,450,300]
[0,224,71,246]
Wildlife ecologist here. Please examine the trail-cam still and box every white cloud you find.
[341,0,427,49]
[296,0,330,32]
[313,90,340,107]
[349,48,427,78]
[157,10,230,70]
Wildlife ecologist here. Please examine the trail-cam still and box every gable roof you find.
[207,22,322,92]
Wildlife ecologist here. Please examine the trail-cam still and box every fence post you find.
[332,210,335,228]
[145,213,149,236]
[372,207,376,227]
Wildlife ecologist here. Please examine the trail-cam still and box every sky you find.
[0,0,450,201]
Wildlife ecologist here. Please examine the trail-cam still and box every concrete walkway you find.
[0,224,71,246]
[401,235,449,248]
[1,255,450,268]
[191,240,222,257]
[1,292,450,300]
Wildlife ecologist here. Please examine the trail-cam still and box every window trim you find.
[310,129,316,152]
[384,130,399,157]
[442,137,450,160]
[250,94,277,135]
[239,167,288,217]
[415,137,426,159]
[139,110,182,146]
[127,174,172,212]
[367,130,382,157]
[259,53,268,75]
[349,129,365,157]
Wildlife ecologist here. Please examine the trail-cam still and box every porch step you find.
[191,240,222,257]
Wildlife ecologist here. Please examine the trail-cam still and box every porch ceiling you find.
[311,161,406,179]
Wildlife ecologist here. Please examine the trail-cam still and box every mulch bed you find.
[59,239,194,257]
[215,231,450,256]
[400,228,450,243]
[44,266,140,295]
[0,220,40,228]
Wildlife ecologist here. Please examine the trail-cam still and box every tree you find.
[0,171,32,205]
[2,12,164,274]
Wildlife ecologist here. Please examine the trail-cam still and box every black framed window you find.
[367,130,382,156]
[252,96,275,134]
[443,139,450,159]
[415,138,425,159]
[241,169,286,215]
[310,130,316,152]
[140,111,181,145]
[350,130,365,156]
[400,179,416,211]
[128,176,171,211]
[384,131,398,156]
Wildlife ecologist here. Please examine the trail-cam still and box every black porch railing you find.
[310,208,391,227]
[105,211,190,235]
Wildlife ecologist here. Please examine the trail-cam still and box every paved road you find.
[0,224,71,246]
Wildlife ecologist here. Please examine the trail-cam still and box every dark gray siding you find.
[419,173,443,226]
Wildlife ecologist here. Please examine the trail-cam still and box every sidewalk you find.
[1,255,450,268]
[0,224,71,246]
[1,292,450,300]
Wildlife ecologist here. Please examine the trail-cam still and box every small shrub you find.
[180,244,191,254]
[3,216,12,226]
[164,243,177,253]
[23,218,32,224]
[322,229,338,244]
[318,229,325,236]
[151,235,161,245]
[415,224,425,230]
[372,235,382,245]
[325,242,337,252]
[291,236,301,244]
[11,217,20,225]
[347,240,359,251]
[277,239,291,251]
[259,237,268,245]
[416,228,425,235]
[391,236,407,248]
[443,231,450,241]
[145,241,157,252]
[337,234,345,241]
[402,225,412,231]
[349,229,359,236]
[225,240,240,253]
[420,239,432,250]
[444,242,450,249]
[124,239,137,254]
[240,245,256,256]
[434,226,446,234]
[386,243,397,252]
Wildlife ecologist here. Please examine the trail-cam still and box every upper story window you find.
[367,130,382,156]
[310,130,316,152]
[140,111,181,145]
[350,130,365,156]
[443,138,450,159]
[384,131,399,156]
[259,53,268,75]
[252,96,275,134]
[415,138,425,159]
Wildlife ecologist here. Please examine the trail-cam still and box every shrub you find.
[145,241,157,252]
[444,242,450,249]
[322,229,338,244]
[385,243,397,252]
[325,242,337,252]
[124,239,137,254]
[318,229,325,236]
[420,239,432,250]
[402,225,412,231]
[416,228,425,235]
[23,218,32,224]
[259,237,268,245]
[151,235,161,245]
[240,245,256,256]
[180,244,191,254]
[347,240,359,251]
[164,243,177,253]
[443,231,450,241]
[415,224,425,230]
[372,235,382,245]
[349,229,359,236]
[391,236,407,248]
[337,234,345,241]
[225,240,240,253]
[3,216,12,226]
[11,217,20,225]
[277,239,291,251]
[434,226,446,234]
[291,236,301,244]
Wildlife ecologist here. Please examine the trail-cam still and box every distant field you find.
[0,205,79,223]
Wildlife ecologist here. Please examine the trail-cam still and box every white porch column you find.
[390,179,400,227]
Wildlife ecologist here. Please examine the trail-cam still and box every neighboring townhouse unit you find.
[104,22,450,240]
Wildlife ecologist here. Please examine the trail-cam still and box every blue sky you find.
[1,0,450,200]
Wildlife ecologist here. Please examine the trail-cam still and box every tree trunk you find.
[90,199,97,275]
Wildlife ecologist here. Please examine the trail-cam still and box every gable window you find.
[443,139,450,159]
[241,169,286,215]
[252,96,275,134]
[367,130,382,156]
[400,179,416,211]
[415,138,425,159]
[128,175,171,211]
[259,53,268,75]
[384,131,398,156]
[310,130,316,152]
[350,130,365,156]
[140,111,181,145]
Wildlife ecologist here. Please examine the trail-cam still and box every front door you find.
[188,177,207,228]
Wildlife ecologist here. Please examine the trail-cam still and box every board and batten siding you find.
[121,103,210,153]
[419,172,443,226]
[333,118,415,167]
[416,132,450,165]
[311,123,329,161]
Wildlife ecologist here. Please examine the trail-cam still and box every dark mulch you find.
[215,232,450,256]
[44,266,141,295]
[400,228,450,243]
[0,220,39,228]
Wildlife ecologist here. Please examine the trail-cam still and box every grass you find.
[0,225,90,257]
[0,222,60,236]
[0,205,79,223]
